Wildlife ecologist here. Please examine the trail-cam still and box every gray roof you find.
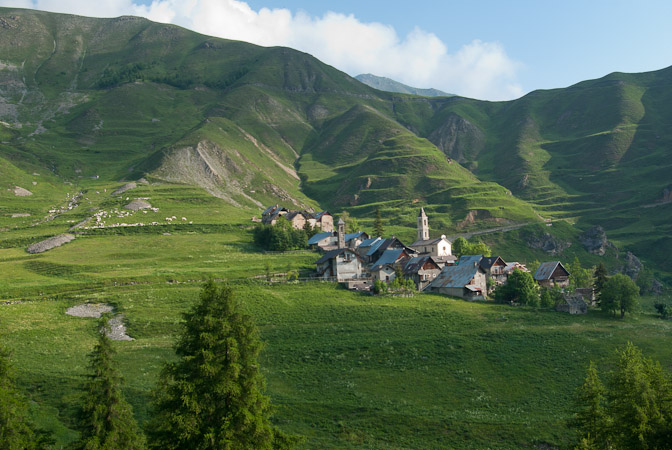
[534,261,569,281]
[402,255,439,275]
[262,204,278,216]
[315,248,358,265]
[427,255,483,289]
[285,211,305,220]
[371,248,405,271]
[479,256,506,270]
[410,236,449,247]
[311,211,331,220]
[365,238,387,256]
[308,231,334,245]
[345,231,367,242]
[358,237,380,248]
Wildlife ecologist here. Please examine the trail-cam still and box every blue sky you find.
[2,0,671,100]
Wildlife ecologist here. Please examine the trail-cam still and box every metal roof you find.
[311,211,330,220]
[365,238,387,256]
[371,248,405,271]
[345,231,367,242]
[261,204,278,216]
[358,237,380,248]
[427,255,483,289]
[534,261,569,281]
[402,255,438,275]
[308,231,334,245]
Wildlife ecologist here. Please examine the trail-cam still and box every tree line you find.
[0,281,300,449]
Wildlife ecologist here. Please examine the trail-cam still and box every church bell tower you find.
[417,208,429,241]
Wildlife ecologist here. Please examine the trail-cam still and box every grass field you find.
[2,187,672,449]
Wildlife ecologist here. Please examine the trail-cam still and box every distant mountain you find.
[1,7,672,270]
[355,73,453,97]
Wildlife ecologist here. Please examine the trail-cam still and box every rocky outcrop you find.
[112,182,137,196]
[27,233,75,254]
[621,251,642,280]
[428,113,485,164]
[13,186,32,196]
[580,225,616,256]
[124,199,152,210]
[526,232,571,255]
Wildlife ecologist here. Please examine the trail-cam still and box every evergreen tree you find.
[593,263,608,304]
[73,315,146,450]
[572,362,609,448]
[600,274,639,318]
[148,280,297,450]
[570,257,594,290]
[373,208,384,237]
[607,343,672,448]
[0,342,42,450]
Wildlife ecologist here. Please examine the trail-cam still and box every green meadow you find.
[1,185,671,449]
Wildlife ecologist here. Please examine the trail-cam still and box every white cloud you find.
[0,0,524,100]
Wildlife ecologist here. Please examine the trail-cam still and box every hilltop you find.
[355,73,453,97]
[0,7,671,277]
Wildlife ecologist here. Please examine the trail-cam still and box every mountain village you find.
[260,205,588,313]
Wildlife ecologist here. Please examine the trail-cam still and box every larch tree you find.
[148,280,298,450]
[592,263,608,304]
[73,315,146,450]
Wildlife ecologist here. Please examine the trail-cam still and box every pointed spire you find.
[419,207,427,218]
[338,218,345,225]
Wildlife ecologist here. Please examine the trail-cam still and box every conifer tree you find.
[148,280,297,450]
[0,342,41,449]
[593,263,608,304]
[373,207,384,237]
[73,315,146,450]
[572,362,609,448]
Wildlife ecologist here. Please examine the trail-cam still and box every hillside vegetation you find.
[1,7,671,270]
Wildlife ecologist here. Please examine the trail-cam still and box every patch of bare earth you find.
[26,233,75,254]
[13,186,32,196]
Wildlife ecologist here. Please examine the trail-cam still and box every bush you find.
[253,219,308,251]
[494,269,539,306]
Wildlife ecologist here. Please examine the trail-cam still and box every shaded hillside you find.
[1,7,672,269]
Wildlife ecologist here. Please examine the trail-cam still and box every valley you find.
[1,6,672,449]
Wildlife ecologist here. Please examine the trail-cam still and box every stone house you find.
[309,211,333,232]
[370,248,410,282]
[401,255,442,291]
[479,256,508,285]
[261,204,288,225]
[534,261,570,288]
[425,255,488,300]
[308,231,337,251]
[314,248,365,281]
[285,211,306,229]
[557,294,588,314]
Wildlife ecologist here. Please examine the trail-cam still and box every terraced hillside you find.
[1,7,671,270]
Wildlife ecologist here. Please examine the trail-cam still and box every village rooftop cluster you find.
[262,206,584,311]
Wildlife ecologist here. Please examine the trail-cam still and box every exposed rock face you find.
[526,232,571,255]
[651,279,664,295]
[124,199,152,210]
[428,113,485,164]
[580,225,614,256]
[27,233,75,254]
[13,186,32,196]
[112,182,137,195]
[622,251,642,280]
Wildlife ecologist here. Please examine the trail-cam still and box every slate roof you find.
[534,261,570,281]
[410,237,447,247]
[427,255,483,289]
[479,256,506,270]
[311,211,331,220]
[365,238,388,257]
[370,248,405,271]
[308,231,334,245]
[261,204,278,216]
[314,248,358,265]
[402,255,439,275]
[345,231,368,242]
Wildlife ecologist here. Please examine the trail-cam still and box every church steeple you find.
[417,208,429,241]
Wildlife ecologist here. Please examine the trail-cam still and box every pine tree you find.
[373,207,384,237]
[0,342,41,449]
[73,315,146,450]
[593,263,608,304]
[148,280,297,450]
